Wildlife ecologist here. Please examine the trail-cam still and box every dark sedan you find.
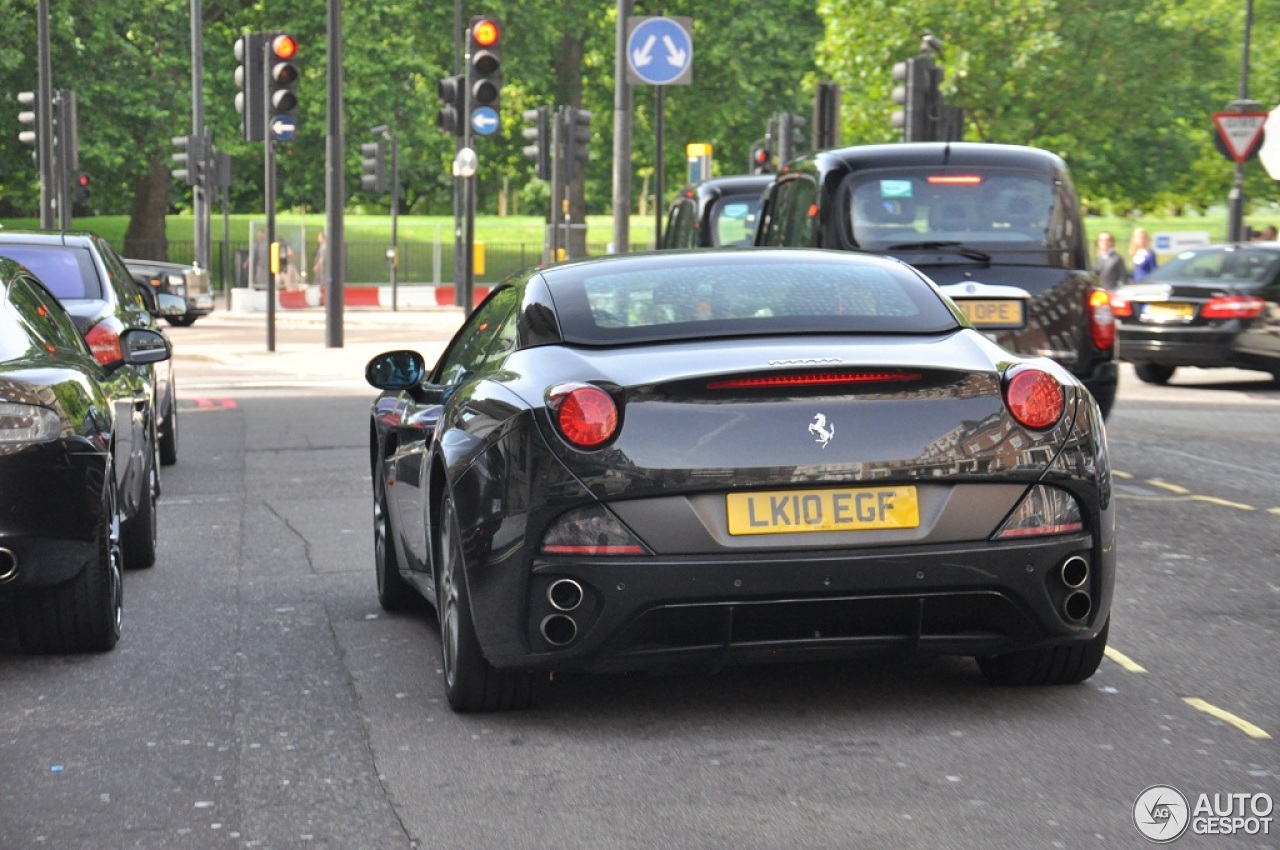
[1112,242,1280,384]
[366,249,1115,712]
[0,230,178,569]
[124,257,216,327]
[0,258,171,652]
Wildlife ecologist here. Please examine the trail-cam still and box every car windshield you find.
[846,167,1071,253]
[710,196,762,247]
[0,245,103,300]
[1145,247,1280,285]
[549,255,961,345]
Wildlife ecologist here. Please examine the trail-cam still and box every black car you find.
[124,258,216,327]
[0,231,178,568]
[1112,242,1280,384]
[753,143,1119,417]
[0,258,171,652]
[662,174,774,248]
[365,249,1115,713]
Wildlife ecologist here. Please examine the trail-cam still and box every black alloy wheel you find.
[436,494,533,713]
[1133,362,1176,385]
[122,423,159,569]
[374,478,417,610]
[16,469,123,653]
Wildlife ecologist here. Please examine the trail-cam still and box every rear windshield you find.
[0,245,102,300]
[846,167,1071,253]
[550,256,961,345]
[710,196,762,247]
[1147,247,1280,285]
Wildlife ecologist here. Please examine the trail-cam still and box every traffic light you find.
[749,141,773,175]
[436,75,465,137]
[267,33,299,140]
[522,106,550,180]
[891,56,929,142]
[170,134,205,186]
[778,112,806,164]
[361,139,387,193]
[234,32,266,141]
[73,172,90,204]
[563,107,592,179]
[467,16,502,116]
[813,81,841,150]
[17,90,39,150]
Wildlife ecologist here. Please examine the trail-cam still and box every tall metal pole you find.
[36,0,55,229]
[325,0,345,347]
[611,0,634,254]
[452,0,465,304]
[263,41,277,351]
[391,130,400,312]
[654,86,665,247]
[191,0,208,270]
[1228,0,1255,244]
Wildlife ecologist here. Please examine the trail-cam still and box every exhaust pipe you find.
[1059,555,1089,589]
[0,547,17,582]
[1063,591,1092,622]
[547,578,584,612]
[540,614,578,647]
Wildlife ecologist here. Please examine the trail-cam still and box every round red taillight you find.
[1004,368,1064,430]
[549,384,618,448]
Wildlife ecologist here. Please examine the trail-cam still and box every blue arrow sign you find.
[471,106,500,137]
[627,17,693,86]
[270,115,296,142]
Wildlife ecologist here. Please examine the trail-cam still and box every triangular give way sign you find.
[1213,111,1268,163]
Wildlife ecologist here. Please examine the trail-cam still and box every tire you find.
[374,479,418,611]
[436,494,534,713]
[976,619,1109,686]
[17,474,123,653]
[159,391,178,467]
[1133,362,1175,385]
[122,427,159,569]
[166,315,197,327]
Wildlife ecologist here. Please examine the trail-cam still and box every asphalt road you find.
[1,309,1277,849]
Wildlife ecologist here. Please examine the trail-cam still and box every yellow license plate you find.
[726,486,920,536]
[1141,302,1195,322]
[955,299,1025,329]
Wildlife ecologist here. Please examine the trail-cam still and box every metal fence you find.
[151,238,655,291]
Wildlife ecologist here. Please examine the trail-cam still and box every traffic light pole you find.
[36,0,55,229]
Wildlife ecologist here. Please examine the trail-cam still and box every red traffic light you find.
[271,33,298,60]
[753,148,770,164]
[76,172,90,188]
[472,18,500,48]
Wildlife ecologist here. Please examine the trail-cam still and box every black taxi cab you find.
[753,143,1117,417]
[662,174,774,249]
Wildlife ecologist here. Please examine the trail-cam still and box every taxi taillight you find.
[1088,289,1116,351]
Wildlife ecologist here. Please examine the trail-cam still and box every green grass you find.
[1,209,1269,286]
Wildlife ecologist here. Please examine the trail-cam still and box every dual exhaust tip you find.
[0,547,17,583]
[1058,555,1091,622]
[540,579,584,647]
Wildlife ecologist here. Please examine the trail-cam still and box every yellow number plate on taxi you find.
[726,486,920,536]
[955,299,1025,329]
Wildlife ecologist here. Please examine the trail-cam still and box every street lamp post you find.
[1227,0,1255,243]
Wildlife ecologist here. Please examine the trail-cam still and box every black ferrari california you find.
[366,249,1115,712]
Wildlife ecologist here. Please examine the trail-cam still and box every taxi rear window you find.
[848,168,1068,252]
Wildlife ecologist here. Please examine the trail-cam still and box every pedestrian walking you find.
[1091,231,1127,290]
[1129,228,1157,281]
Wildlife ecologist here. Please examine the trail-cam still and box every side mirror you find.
[119,327,172,365]
[365,350,427,390]
[156,291,189,317]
